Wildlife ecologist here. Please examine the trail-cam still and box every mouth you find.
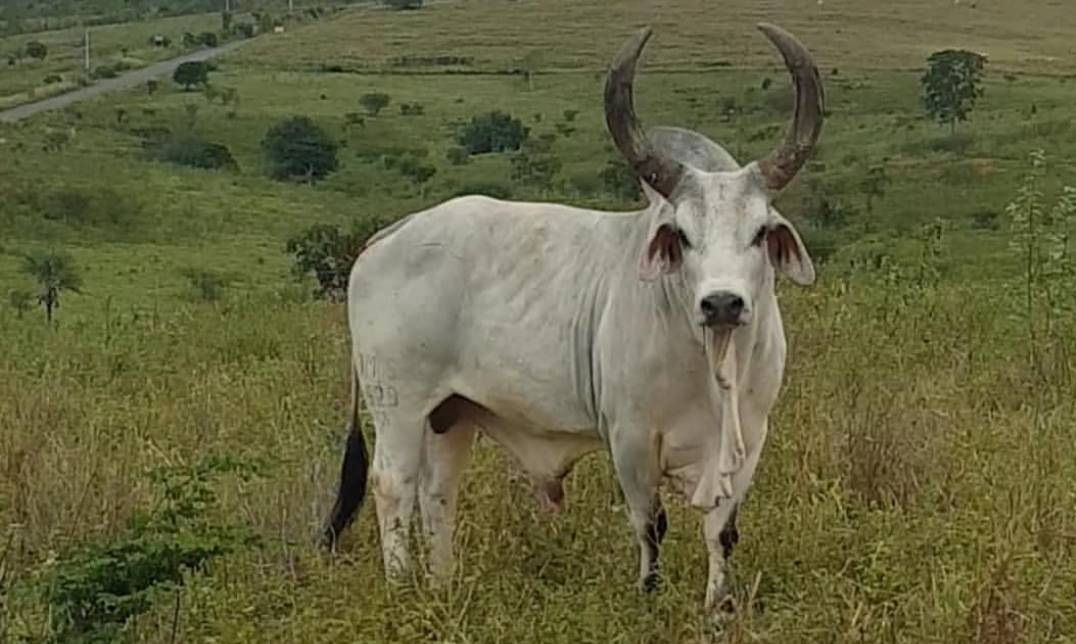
[703,327,734,391]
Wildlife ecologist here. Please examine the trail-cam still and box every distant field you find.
[0,12,238,109]
[237,0,1076,74]
[2,1,1076,643]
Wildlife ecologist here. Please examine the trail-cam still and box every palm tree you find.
[19,250,82,323]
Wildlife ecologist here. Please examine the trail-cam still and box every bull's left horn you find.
[753,23,825,192]
[604,26,684,198]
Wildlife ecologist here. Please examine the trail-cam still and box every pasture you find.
[1,0,1075,642]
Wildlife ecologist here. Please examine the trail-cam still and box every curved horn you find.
[754,23,825,192]
[604,27,684,198]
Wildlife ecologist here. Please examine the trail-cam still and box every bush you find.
[233,22,255,38]
[400,102,425,116]
[261,116,339,182]
[25,40,47,60]
[43,73,63,84]
[359,92,391,116]
[383,0,423,9]
[91,64,118,79]
[446,146,470,165]
[286,218,390,299]
[173,60,209,90]
[600,158,642,201]
[197,31,219,47]
[144,134,238,171]
[456,110,529,155]
[395,156,437,193]
[510,150,561,191]
[33,457,264,642]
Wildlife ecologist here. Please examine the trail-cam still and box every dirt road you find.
[0,39,252,124]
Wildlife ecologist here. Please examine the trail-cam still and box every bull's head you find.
[605,23,823,329]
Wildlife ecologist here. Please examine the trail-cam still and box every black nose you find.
[700,292,745,327]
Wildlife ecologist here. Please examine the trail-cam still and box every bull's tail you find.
[320,364,368,550]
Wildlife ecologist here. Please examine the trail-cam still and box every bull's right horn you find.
[603,27,684,198]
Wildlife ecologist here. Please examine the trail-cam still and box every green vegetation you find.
[261,115,340,182]
[921,49,988,133]
[456,109,530,155]
[173,60,209,90]
[18,249,82,322]
[358,91,390,116]
[2,0,1076,642]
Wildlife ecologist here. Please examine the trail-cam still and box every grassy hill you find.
[2,1,1075,642]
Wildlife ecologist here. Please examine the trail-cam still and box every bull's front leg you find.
[609,427,666,592]
[701,424,764,614]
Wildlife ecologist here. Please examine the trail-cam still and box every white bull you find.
[321,22,825,612]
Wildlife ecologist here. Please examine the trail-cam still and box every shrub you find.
[456,110,529,155]
[25,40,47,60]
[261,116,339,182]
[144,134,238,171]
[34,456,264,642]
[91,64,118,79]
[233,22,255,38]
[510,151,561,191]
[600,158,642,201]
[383,0,423,9]
[43,73,63,84]
[395,156,437,194]
[344,112,365,128]
[173,60,209,90]
[197,31,219,47]
[446,146,470,165]
[359,92,391,116]
[286,218,390,299]
[400,102,425,116]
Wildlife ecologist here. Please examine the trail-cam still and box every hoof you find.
[639,571,663,594]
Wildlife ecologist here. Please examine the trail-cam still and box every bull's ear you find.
[767,216,815,286]
[638,183,684,281]
[639,223,683,281]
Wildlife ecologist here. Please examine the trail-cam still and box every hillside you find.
[2,1,1076,642]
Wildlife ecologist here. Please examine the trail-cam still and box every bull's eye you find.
[675,227,693,249]
[751,226,768,248]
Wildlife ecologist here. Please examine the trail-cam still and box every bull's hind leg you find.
[368,404,427,580]
[419,395,477,584]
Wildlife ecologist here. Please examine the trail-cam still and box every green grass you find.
[2,0,1076,642]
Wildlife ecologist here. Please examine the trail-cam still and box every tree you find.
[25,40,47,60]
[261,116,340,182]
[19,250,82,323]
[920,49,987,134]
[516,50,542,91]
[456,110,530,155]
[173,61,209,90]
[359,92,391,116]
[859,164,891,215]
[285,218,389,299]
